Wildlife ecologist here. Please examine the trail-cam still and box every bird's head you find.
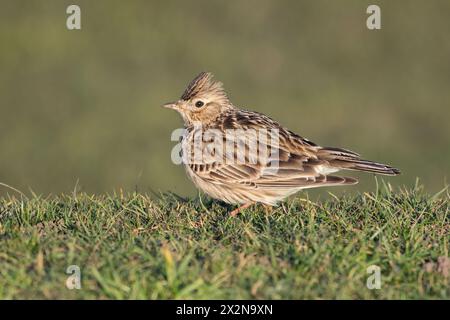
[163,72,233,126]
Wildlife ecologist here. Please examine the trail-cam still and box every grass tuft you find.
[0,184,448,299]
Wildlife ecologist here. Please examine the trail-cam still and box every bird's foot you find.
[230,202,254,217]
[262,204,274,215]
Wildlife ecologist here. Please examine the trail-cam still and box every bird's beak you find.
[163,102,178,110]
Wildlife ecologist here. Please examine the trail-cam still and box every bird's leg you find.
[230,202,254,217]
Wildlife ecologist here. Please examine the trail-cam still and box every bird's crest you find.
[181,72,229,103]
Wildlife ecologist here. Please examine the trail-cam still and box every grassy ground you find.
[0,182,448,299]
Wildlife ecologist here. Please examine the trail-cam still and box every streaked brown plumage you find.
[164,72,400,214]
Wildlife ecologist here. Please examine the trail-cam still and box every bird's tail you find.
[317,147,401,176]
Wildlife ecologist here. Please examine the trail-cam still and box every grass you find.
[0,182,448,299]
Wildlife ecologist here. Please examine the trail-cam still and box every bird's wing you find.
[190,110,357,189]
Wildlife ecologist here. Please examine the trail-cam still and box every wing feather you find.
[189,110,349,189]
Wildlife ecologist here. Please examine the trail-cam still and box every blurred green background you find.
[0,0,449,197]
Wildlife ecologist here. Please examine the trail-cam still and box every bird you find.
[164,72,400,216]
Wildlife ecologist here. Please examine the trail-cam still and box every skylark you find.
[164,72,400,216]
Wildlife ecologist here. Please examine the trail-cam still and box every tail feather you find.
[318,147,401,176]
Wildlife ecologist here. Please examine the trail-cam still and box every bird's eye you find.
[195,101,204,108]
